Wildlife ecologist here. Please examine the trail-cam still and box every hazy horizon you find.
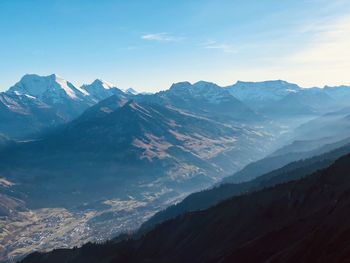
[2,73,350,94]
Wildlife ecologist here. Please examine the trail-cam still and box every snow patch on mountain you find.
[228,80,302,102]
[88,79,116,90]
[8,74,88,103]
[82,79,124,102]
[124,88,138,95]
[167,81,235,104]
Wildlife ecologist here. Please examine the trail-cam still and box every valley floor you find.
[0,191,186,262]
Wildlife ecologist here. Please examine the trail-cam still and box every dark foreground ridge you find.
[22,153,350,263]
[140,139,350,233]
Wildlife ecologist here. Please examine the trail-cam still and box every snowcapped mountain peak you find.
[82,79,124,102]
[84,79,118,91]
[233,80,300,90]
[193,80,219,87]
[163,80,242,107]
[124,88,138,95]
[50,74,82,99]
[169,81,224,96]
[90,79,116,90]
[192,81,222,91]
[169,81,221,93]
[169,81,192,91]
[48,73,62,80]
[8,74,88,101]
[228,80,302,103]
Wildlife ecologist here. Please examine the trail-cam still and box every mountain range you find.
[0,74,125,139]
[3,75,350,140]
[1,74,350,262]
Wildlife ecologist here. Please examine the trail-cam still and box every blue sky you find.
[1,0,350,92]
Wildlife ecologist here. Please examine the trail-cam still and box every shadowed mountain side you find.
[139,139,350,233]
[0,100,270,209]
[223,136,350,184]
[292,107,350,142]
[21,153,350,263]
[260,88,337,118]
[0,92,68,139]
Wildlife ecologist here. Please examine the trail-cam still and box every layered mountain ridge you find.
[140,136,350,233]
[2,74,350,139]
[21,150,350,263]
[2,74,350,262]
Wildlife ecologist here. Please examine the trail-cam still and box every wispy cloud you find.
[207,14,350,88]
[284,15,350,86]
[201,40,237,54]
[141,33,183,42]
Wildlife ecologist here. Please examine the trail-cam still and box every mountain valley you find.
[1,75,350,262]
